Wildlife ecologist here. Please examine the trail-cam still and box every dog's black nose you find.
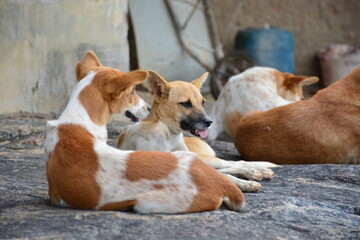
[204,119,213,127]
[147,105,152,111]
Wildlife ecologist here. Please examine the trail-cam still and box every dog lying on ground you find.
[44,51,245,213]
[207,67,319,140]
[117,71,277,192]
[235,66,360,164]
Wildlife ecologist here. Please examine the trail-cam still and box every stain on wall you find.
[0,0,129,114]
[212,0,360,77]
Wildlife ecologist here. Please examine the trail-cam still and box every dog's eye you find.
[202,99,206,106]
[131,88,135,95]
[178,100,192,108]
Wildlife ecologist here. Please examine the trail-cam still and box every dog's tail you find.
[222,180,246,211]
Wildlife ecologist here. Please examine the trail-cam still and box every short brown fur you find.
[47,124,101,209]
[235,66,360,164]
[125,151,178,182]
[184,159,245,213]
[77,51,148,126]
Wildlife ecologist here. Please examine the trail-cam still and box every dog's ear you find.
[75,51,102,81]
[147,71,170,102]
[103,70,149,99]
[284,74,319,87]
[298,76,319,86]
[191,72,209,89]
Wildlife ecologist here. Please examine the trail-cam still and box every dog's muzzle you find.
[125,111,139,122]
[180,118,212,138]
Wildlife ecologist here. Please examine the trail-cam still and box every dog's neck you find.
[56,72,109,142]
[144,101,183,137]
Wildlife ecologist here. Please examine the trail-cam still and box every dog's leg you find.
[231,160,279,179]
[223,174,262,192]
[199,155,277,180]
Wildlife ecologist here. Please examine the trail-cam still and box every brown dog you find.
[235,66,360,164]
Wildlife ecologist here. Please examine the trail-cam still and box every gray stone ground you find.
[0,113,359,240]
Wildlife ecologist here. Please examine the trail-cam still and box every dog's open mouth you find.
[125,111,139,122]
[181,119,212,138]
[190,128,208,138]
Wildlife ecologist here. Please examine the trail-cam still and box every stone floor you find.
[0,113,359,240]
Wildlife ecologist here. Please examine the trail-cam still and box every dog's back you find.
[208,67,318,140]
[235,66,360,164]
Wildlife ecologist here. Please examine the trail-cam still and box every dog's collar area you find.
[125,111,139,122]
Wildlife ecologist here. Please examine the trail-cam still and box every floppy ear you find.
[191,72,209,89]
[103,70,149,99]
[147,71,170,102]
[75,51,102,81]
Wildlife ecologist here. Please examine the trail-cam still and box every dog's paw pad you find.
[244,182,262,192]
[248,170,263,181]
[261,169,275,179]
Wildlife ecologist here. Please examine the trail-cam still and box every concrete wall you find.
[0,0,129,114]
[212,0,360,77]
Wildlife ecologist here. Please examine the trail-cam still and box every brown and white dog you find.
[44,51,245,213]
[117,71,277,192]
[207,67,319,140]
[235,66,360,164]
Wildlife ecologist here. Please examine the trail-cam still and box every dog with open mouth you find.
[117,71,277,192]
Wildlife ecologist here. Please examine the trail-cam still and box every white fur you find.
[112,97,149,124]
[208,67,296,141]
[94,141,198,212]
[120,121,188,151]
[45,69,234,213]
[45,71,108,143]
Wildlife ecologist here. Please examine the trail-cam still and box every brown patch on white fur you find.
[78,65,148,126]
[153,184,165,190]
[184,158,245,213]
[45,51,151,211]
[125,151,178,181]
[275,71,319,101]
[46,124,100,209]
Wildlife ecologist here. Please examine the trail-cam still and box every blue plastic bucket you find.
[235,28,294,73]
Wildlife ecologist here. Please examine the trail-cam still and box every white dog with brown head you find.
[207,66,319,140]
[44,51,245,213]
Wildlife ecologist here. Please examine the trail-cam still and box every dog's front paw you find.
[259,168,275,180]
[243,181,262,192]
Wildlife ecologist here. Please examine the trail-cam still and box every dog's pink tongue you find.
[198,129,208,138]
